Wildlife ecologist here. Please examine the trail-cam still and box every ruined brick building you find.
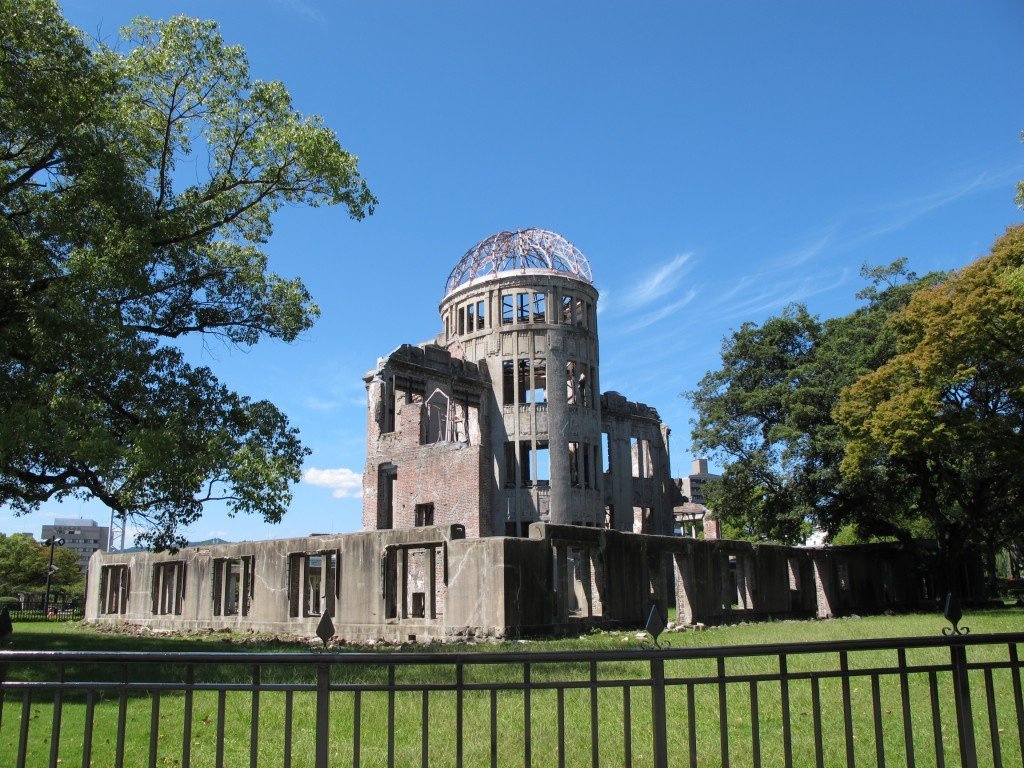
[362,228,678,540]
[86,230,966,641]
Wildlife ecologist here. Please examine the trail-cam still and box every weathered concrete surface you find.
[87,522,964,640]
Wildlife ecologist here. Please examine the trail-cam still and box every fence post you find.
[651,656,668,768]
[316,663,330,768]
[949,641,978,768]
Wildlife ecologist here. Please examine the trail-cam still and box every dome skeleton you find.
[444,228,594,297]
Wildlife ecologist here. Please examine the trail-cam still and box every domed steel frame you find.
[444,228,593,297]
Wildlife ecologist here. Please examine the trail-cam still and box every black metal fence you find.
[1,633,1022,767]
[0,597,84,622]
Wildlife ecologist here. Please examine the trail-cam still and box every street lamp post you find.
[42,535,65,619]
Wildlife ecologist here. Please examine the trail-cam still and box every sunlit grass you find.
[1,609,1022,767]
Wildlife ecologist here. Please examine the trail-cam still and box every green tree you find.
[0,534,47,595]
[1,1,375,549]
[835,225,1024,590]
[0,533,82,595]
[688,262,943,544]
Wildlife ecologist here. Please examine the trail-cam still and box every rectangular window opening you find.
[566,361,577,405]
[517,292,530,323]
[561,294,573,324]
[504,441,517,487]
[475,300,486,330]
[151,562,185,616]
[583,442,591,488]
[520,441,532,486]
[502,360,515,405]
[536,440,550,485]
[533,292,546,322]
[533,358,547,403]
[415,503,435,527]
[517,358,530,404]
[569,442,580,487]
[465,303,474,332]
[502,294,514,324]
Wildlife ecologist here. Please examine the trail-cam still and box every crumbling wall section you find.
[599,392,682,536]
[362,344,491,536]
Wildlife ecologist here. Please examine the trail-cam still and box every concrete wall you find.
[86,523,950,641]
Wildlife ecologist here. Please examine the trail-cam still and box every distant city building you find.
[41,518,109,574]
[673,458,721,537]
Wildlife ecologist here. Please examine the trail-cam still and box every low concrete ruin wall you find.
[86,524,945,641]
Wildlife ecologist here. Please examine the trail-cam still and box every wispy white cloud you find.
[270,0,325,23]
[625,288,699,332]
[303,467,363,498]
[305,396,340,411]
[615,252,694,312]
[769,230,835,271]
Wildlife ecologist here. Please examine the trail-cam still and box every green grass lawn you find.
[1,609,1022,767]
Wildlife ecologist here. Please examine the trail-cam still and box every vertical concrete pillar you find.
[399,548,408,619]
[428,547,437,619]
[674,553,699,625]
[547,340,570,525]
[555,545,569,621]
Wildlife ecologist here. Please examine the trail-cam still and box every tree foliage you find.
[835,225,1024,574]
[688,262,943,545]
[0,533,82,595]
[0,1,375,549]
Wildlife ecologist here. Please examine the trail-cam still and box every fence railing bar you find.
[811,677,824,768]
[17,690,29,768]
[115,665,128,768]
[652,656,669,768]
[780,653,792,768]
[81,688,95,768]
[590,660,600,768]
[387,664,395,768]
[870,673,885,768]
[284,689,294,768]
[456,663,464,768]
[929,670,946,768]
[716,656,729,768]
[8,660,1002,695]
[840,651,855,768]
[183,665,193,768]
[148,689,160,768]
[490,688,498,768]
[14,632,1024,667]
[49,662,64,768]
[250,664,260,768]
[215,689,226,768]
[352,689,361,768]
[623,685,632,768]
[1010,644,1024,765]
[422,689,430,768]
[524,663,532,768]
[749,679,761,768]
[984,667,1003,768]
[950,643,979,768]
[897,649,916,768]
[687,683,697,768]
[557,686,566,768]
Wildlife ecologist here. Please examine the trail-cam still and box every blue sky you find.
[4,0,1023,543]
